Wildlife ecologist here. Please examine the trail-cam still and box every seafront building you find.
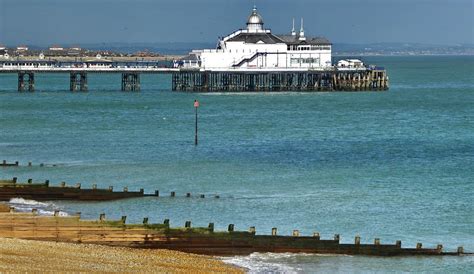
[177,7,333,70]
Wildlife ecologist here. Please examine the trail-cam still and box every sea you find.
[0,56,473,273]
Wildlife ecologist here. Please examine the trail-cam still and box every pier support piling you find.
[172,69,388,92]
[121,73,140,91]
[18,72,35,92]
[70,72,88,92]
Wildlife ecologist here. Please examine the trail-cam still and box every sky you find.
[0,0,473,46]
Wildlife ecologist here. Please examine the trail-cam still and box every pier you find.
[0,60,177,92]
[0,60,388,92]
[0,206,468,257]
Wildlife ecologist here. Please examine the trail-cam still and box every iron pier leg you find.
[27,73,35,92]
[18,72,25,92]
[80,73,88,92]
[70,72,78,91]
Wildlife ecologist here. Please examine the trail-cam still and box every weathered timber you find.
[0,178,217,202]
[0,178,157,201]
[0,161,47,167]
[0,208,468,257]
[172,69,389,92]
[0,160,19,167]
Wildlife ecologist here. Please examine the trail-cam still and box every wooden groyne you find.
[172,68,389,92]
[0,178,219,201]
[1,160,46,167]
[0,206,467,257]
[0,178,154,201]
[0,160,19,167]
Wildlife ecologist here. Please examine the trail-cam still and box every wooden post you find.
[355,236,361,245]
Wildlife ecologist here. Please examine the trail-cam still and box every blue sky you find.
[0,0,472,46]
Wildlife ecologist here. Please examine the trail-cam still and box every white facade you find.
[177,7,332,71]
[49,46,64,51]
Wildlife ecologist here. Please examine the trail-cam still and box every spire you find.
[299,18,306,41]
[291,18,296,36]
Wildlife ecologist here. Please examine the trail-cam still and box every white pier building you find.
[177,7,333,70]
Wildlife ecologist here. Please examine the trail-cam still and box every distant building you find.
[0,45,6,51]
[0,50,10,59]
[67,45,82,56]
[49,45,64,51]
[16,45,29,51]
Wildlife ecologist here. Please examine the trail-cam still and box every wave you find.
[8,198,69,216]
[222,252,355,273]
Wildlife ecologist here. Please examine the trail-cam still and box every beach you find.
[0,237,242,273]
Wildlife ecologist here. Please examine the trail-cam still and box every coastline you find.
[0,203,243,273]
[0,237,244,273]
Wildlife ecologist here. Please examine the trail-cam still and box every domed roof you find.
[247,7,263,25]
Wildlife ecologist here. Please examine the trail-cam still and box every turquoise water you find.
[1,56,473,272]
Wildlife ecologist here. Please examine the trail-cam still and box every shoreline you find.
[0,237,244,273]
[0,203,243,273]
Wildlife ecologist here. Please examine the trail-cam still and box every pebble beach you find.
[0,237,243,273]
